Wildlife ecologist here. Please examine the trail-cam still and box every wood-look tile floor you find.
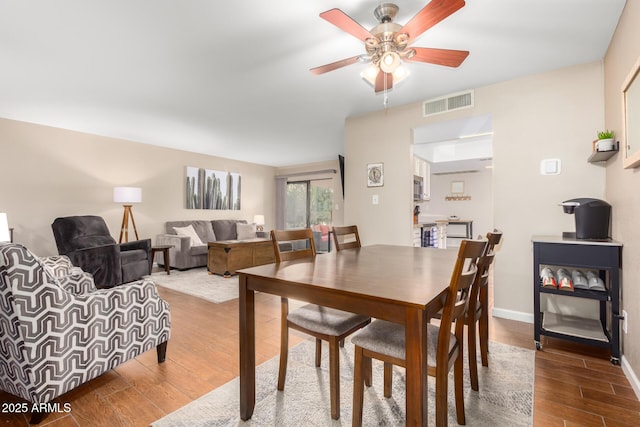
[1,284,638,426]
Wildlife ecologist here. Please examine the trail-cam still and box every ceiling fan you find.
[310,0,469,93]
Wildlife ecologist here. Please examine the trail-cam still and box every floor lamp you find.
[113,187,142,243]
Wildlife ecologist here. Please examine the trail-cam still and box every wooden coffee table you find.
[207,239,275,277]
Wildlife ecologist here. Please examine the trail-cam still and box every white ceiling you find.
[0,0,626,167]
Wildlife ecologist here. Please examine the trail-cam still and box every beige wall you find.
[345,61,606,319]
[0,118,276,256]
[604,1,640,386]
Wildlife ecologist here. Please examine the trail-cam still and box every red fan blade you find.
[310,56,360,75]
[399,0,466,44]
[320,8,374,41]
[374,70,393,93]
[407,47,469,67]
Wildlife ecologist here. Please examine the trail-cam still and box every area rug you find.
[152,339,534,426]
[149,267,238,304]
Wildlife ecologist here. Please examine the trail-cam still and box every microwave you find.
[413,175,424,201]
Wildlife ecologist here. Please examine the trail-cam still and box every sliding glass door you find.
[285,179,333,251]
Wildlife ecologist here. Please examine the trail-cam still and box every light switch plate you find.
[540,158,561,175]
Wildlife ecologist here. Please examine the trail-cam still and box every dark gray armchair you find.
[51,215,151,288]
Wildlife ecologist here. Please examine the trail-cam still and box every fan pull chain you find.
[383,71,389,108]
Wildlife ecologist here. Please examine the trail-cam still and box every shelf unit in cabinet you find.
[532,236,622,364]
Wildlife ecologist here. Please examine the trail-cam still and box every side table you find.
[151,245,174,275]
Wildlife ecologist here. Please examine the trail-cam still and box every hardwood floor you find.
[1,283,638,426]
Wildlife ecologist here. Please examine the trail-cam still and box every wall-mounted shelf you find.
[588,141,619,163]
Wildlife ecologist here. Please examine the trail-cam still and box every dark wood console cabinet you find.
[532,236,622,364]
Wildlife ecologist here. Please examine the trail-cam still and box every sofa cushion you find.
[165,220,216,243]
[189,245,208,256]
[212,219,247,241]
[236,223,257,240]
[173,225,204,246]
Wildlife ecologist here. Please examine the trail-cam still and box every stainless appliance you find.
[413,175,424,201]
[560,197,611,240]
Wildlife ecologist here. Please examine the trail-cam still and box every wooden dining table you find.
[238,244,459,426]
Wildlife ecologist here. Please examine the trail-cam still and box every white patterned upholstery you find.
[39,254,97,294]
[0,244,171,409]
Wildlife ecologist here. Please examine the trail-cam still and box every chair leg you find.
[352,345,365,427]
[315,338,322,367]
[454,351,466,425]
[479,309,489,367]
[328,337,341,420]
[156,341,168,363]
[277,300,289,391]
[467,320,479,391]
[435,364,450,427]
[479,289,490,366]
[383,361,393,398]
[364,354,372,387]
[29,409,48,424]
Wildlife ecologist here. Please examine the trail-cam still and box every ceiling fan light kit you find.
[311,0,469,96]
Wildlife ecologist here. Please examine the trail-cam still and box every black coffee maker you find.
[560,198,611,240]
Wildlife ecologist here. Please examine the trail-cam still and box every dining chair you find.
[468,229,503,390]
[351,238,487,427]
[270,228,371,420]
[331,225,362,250]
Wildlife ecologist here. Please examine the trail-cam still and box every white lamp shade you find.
[0,213,10,243]
[253,214,265,225]
[113,187,142,204]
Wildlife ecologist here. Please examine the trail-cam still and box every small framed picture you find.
[367,163,384,187]
[450,180,465,194]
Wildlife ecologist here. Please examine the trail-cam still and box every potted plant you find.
[596,130,615,151]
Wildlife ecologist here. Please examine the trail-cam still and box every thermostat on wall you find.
[540,159,561,175]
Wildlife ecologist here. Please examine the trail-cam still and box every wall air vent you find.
[423,90,474,117]
[432,169,479,176]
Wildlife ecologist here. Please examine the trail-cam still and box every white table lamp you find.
[0,213,10,243]
[253,214,265,232]
[113,187,142,243]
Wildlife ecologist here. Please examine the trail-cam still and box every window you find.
[285,179,333,251]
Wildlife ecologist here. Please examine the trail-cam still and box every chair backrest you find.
[438,238,487,353]
[486,229,503,255]
[466,230,502,317]
[332,225,362,251]
[271,229,317,262]
[51,215,115,254]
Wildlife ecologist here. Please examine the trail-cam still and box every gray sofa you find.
[156,219,264,270]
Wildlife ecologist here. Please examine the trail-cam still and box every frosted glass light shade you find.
[0,213,10,243]
[113,187,142,204]
[253,214,265,225]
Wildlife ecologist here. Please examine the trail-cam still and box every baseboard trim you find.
[492,307,534,324]
[622,355,640,400]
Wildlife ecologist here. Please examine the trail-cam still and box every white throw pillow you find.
[173,224,204,246]
[236,223,257,240]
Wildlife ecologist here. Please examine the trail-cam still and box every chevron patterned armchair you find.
[0,244,171,423]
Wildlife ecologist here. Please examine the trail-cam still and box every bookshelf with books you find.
[532,236,622,364]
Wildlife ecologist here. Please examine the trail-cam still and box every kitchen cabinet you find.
[412,226,421,247]
[532,236,622,364]
[413,155,430,201]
